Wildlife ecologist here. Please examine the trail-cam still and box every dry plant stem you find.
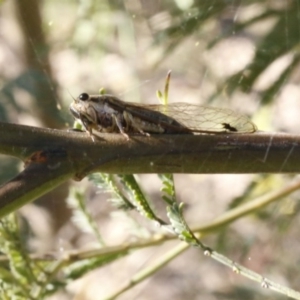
[104,242,189,300]
[1,122,300,173]
[1,121,300,216]
[208,251,300,299]
[194,179,300,233]
[105,241,300,300]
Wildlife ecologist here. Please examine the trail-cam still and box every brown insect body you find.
[69,93,257,140]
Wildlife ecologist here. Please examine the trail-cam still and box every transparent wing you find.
[126,102,257,133]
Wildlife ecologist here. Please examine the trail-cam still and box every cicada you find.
[69,93,257,140]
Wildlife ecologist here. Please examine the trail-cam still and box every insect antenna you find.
[67,89,76,101]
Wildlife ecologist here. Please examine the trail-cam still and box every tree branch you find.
[1,121,300,174]
[0,154,74,217]
[1,121,300,217]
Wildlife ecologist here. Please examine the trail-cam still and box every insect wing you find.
[101,97,192,133]
[125,102,257,133]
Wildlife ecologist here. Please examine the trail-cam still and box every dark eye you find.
[78,93,90,101]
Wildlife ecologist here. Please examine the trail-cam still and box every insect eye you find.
[78,93,90,101]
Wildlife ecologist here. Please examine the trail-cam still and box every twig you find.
[1,121,300,217]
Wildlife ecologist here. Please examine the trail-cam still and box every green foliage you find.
[64,251,127,280]
[159,173,176,205]
[0,214,63,299]
[160,174,210,249]
[67,187,105,245]
[167,202,199,245]
[156,1,300,105]
[117,174,166,225]
[89,173,134,210]
[1,0,300,299]
[0,212,131,299]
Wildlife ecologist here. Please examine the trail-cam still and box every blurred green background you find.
[1,0,300,299]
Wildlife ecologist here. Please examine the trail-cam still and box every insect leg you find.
[84,125,95,142]
[80,115,96,142]
[88,130,95,142]
[112,113,129,140]
[123,111,150,137]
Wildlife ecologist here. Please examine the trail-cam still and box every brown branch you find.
[1,121,300,217]
[0,151,74,217]
[1,122,300,174]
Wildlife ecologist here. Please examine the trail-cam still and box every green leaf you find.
[118,174,166,225]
